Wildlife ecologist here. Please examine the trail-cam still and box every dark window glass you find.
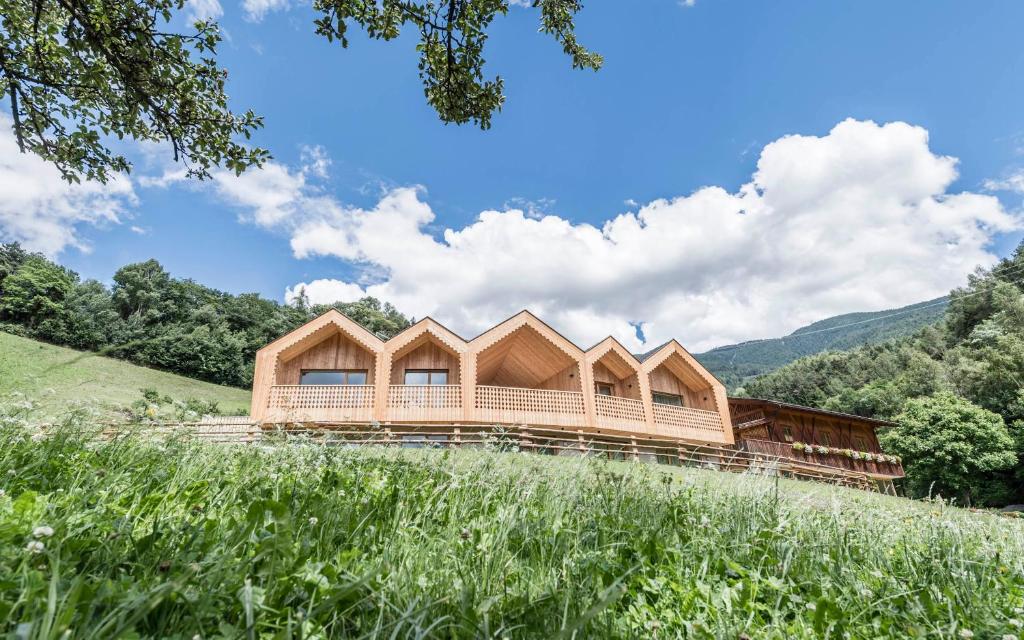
[652,392,684,407]
[781,426,793,442]
[404,370,448,385]
[595,383,614,396]
[300,370,368,385]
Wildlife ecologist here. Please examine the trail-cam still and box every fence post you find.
[577,430,587,455]
[630,436,640,462]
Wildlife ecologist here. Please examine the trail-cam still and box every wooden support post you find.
[630,436,640,462]
[453,427,462,449]
[577,430,587,455]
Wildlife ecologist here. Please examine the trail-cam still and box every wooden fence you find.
[39,418,882,491]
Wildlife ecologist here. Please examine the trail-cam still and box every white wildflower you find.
[805,602,817,611]
[960,630,974,639]
[308,517,318,526]
[1003,634,1018,640]
[33,526,54,538]
[0,489,5,497]
[25,540,45,554]
[1011,620,1023,629]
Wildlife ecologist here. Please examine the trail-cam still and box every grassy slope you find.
[0,332,251,417]
[1,421,1022,638]
[696,297,949,390]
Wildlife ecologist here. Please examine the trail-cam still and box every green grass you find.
[0,332,251,418]
[1,409,1023,638]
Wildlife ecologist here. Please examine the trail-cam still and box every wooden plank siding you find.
[250,310,734,445]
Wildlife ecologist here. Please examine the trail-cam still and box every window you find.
[595,383,614,396]
[300,369,367,385]
[652,392,684,407]
[781,426,794,443]
[404,369,449,385]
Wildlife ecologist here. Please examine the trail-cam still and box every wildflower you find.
[308,517,318,526]
[1003,635,1018,640]
[805,602,817,612]
[25,540,45,554]
[417,575,429,589]
[7,469,15,476]
[1012,620,1023,629]
[960,630,974,639]
[33,526,54,538]
[193,635,202,640]
[0,489,4,497]
[460,528,471,540]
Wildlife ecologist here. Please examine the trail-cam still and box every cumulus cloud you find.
[985,171,1024,194]
[186,0,223,22]
[208,119,1023,351]
[242,0,291,21]
[0,114,137,256]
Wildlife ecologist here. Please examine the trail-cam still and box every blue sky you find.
[3,1,1024,350]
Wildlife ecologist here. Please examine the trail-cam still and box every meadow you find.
[0,332,251,419]
[1,406,1023,639]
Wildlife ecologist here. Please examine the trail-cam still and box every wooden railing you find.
[732,409,767,428]
[594,395,647,431]
[387,385,463,422]
[651,404,727,439]
[738,438,904,478]
[475,386,586,427]
[267,385,374,422]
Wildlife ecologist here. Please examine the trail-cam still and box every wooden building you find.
[728,398,904,481]
[250,310,734,446]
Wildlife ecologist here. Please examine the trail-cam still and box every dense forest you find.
[0,243,411,387]
[744,241,1024,506]
[696,297,949,389]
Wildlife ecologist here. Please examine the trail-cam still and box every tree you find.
[1,0,599,182]
[0,242,29,289]
[881,393,1016,506]
[0,255,75,328]
[0,0,267,183]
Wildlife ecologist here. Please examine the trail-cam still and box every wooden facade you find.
[250,310,734,446]
[728,398,904,480]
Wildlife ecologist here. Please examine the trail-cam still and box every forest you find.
[0,243,411,387]
[745,241,1024,506]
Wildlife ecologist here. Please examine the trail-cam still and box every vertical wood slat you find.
[386,385,463,421]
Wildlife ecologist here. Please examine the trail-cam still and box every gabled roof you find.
[386,317,468,358]
[468,310,585,359]
[257,309,385,361]
[728,397,895,427]
[634,341,672,363]
[586,336,644,379]
[637,339,723,389]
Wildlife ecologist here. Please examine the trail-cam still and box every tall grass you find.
[1,410,1023,638]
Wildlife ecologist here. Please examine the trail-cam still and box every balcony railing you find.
[594,395,647,431]
[387,385,463,422]
[475,385,586,427]
[651,404,726,439]
[267,385,374,422]
[738,438,904,478]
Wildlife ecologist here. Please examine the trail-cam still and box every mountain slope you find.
[0,332,251,418]
[695,297,949,389]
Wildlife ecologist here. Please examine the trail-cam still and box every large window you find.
[300,369,368,385]
[595,383,614,396]
[652,392,684,407]
[404,369,449,385]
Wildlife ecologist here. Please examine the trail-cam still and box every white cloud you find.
[0,114,137,256]
[242,0,291,21]
[186,0,223,22]
[194,118,1023,352]
[984,171,1024,194]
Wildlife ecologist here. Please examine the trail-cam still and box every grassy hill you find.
[1,424,1021,638]
[696,297,949,389]
[0,332,251,418]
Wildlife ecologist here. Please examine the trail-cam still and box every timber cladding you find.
[250,310,734,446]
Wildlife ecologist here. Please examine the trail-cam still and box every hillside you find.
[696,297,949,389]
[0,332,251,418]
[2,423,1020,638]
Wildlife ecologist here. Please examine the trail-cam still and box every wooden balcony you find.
[594,395,648,432]
[267,385,375,422]
[738,438,904,478]
[651,404,727,440]
[387,385,463,422]
[474,385,586,427]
